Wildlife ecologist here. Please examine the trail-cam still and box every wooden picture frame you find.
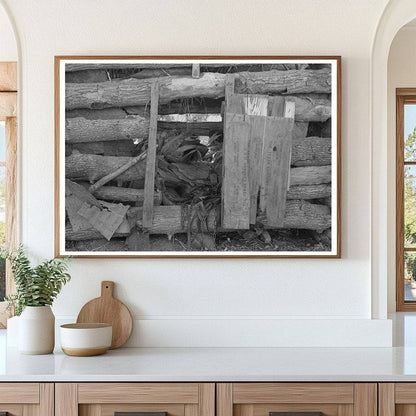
[55,56,341,258]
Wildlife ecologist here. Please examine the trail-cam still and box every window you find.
[397,89,416,310]
[0,62,17,327]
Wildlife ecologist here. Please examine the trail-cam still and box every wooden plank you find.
[233,383,353,404]
[0,92,17,120]
[55,383,78,416]
[0,405,23,416]
[79,404,101,416]
[337,404,353,416]
[23,404,39,416]
[216,384,233,416]
[379,384,395,416]
[263,116,294,226]
[39,384,54,416]
[142,81,160,230]
[0,383,39,404]
[78,383,199,404]
[199,384,215,416]
[222,116,250,229]
[0,62,17,91]
[395,383,416,403]
[185,404,199,416]
[353,384,377,416]
[248,116,267,224]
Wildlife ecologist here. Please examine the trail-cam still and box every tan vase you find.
[19,306,55,354]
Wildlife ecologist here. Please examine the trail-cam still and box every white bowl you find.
[60,323,112,356]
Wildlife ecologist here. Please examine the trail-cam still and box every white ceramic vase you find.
[19,306,55,354]
[6,315,20,347]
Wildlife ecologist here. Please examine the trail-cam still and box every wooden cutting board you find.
[76,281,133,349]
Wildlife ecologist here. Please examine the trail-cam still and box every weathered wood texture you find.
[93,186,162,204]
[65,70,331,109]
[66,153,146,182]
[66,115,149,142]
[0,62,17,91]
[67,94,330,122]
[291,136,331,166]
[222,118,250,229]
[134,201,330,235]
[66,152,331,186]
[67,140,138,157]
[142,81,160,229]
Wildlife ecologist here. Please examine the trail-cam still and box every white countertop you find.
[1,328,416,382]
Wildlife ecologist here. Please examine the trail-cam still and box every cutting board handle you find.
[101,281,115,298]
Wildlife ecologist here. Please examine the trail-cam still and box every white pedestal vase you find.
[19,306,55,354]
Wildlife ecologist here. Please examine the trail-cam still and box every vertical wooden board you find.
[80,404,101,416]
[192,64,200,79]
[247,115,266,224]
[338,404,353,416]
[353,384,377,416]
[217,384,233,416]
[260,116,294,225]
[39,383,54,416]
[244,96,269,116]
[185,404,199,416]
[142,81,160,230]
[222,116,250,229]
[23,405,39,416]
[199,384,215,416]
[55,383,78,416]
[268,96,285,117]
[379,384,395,416]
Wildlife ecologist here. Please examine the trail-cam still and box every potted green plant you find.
[1,246,71,354]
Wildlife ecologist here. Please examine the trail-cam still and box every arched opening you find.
[371,1,416,320]
[0,0,19,327]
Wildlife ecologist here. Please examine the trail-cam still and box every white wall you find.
[0,4,17,61]
[1,0,393,346]
[387,25,416,312]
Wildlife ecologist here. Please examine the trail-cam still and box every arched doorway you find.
[371,0,416,319]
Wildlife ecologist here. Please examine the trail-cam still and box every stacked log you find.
[64,64,333,251]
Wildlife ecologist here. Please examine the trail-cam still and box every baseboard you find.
[55,317,392,347]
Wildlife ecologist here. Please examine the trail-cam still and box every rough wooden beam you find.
[65,69,331,109]
[66,153,331,186]
[142,81,159,230]
[291,136,331,166]
[92,186,162,205]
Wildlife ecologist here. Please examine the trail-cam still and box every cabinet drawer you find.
[217,383,376,416]
[56,383,215,416]
[0,383,53,416]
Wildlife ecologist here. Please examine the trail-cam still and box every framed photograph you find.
[55,56,341,258]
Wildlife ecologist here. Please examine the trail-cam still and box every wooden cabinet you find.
[379,383,416,416]
[0,383,53,416]
[217,383,377,416]
[55,383,215,416]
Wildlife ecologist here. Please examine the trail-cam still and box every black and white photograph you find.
[55,57,341,257]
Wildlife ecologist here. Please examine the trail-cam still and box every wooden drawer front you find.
[78,383,200,404]
[218,384,376,416]
[0,383,39,404]
[57,383,215,416]
[233,384,354,404]
[0,383,53,416]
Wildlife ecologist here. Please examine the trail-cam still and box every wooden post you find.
[142,81,160,230]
